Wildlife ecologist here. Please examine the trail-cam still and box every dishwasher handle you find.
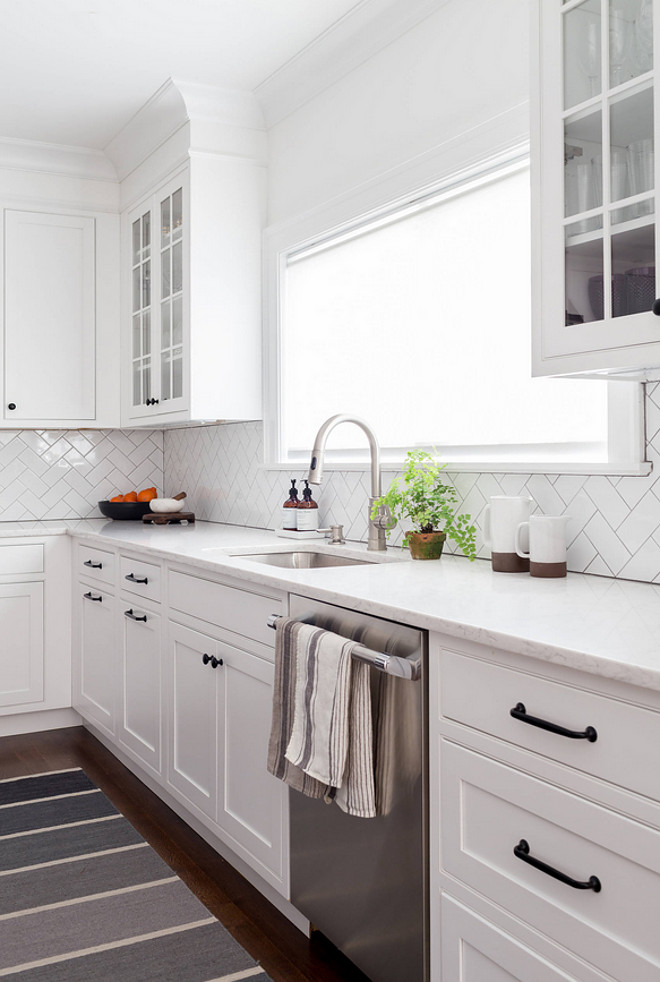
[267,613,421,681]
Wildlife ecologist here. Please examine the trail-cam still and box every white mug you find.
[482,496,533,572]
[515,515,569,578]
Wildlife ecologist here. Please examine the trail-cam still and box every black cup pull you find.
[83,591,102,602]
[210,656,223,669]
[510,702,597,742]
[125,573,148,584]
[124,609,147,622]
[202,653,212,666]
[514,839,601,893]
[84,559,103,569]
[652,299,660,315]
[7,403,16,411]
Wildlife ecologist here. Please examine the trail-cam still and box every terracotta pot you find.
[406,530,446,560]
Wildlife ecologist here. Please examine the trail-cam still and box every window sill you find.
[260,460,653,478]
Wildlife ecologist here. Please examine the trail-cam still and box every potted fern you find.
[371,449,477,560]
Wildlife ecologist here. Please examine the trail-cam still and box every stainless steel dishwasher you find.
[287,594,428,982]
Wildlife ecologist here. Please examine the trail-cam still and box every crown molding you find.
[254,0,450,128]
[0,136,117,183]
[104,77,266,182]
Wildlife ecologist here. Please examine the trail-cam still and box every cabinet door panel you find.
[76,586,115,734]
[0,582,43,707]
[217,642,285,879]
[5,211,95,420]
[119,603,161,776]
[168,622,217,819]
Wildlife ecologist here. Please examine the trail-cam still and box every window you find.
[264,155,643,473]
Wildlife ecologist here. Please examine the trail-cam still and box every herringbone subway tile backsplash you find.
[164,382,660,584]
[0,429,163,520]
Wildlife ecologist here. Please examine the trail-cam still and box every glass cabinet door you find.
[131,209,152,409]
[562,0,655,329]
[159,186,184,407]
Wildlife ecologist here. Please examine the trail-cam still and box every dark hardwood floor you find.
[0,725,371,982]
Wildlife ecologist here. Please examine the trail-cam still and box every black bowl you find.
[98,500,152,520]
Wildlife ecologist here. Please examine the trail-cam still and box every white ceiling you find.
[0,0,367,150]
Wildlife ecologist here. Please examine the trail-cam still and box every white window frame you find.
[263,147,648,477]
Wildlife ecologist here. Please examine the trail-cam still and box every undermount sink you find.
[236,550,375,569]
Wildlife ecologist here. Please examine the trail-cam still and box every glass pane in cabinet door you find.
[143,259,151,308]
[132,363,142,407]
[161,248,171,300]
[132,220,141,264]
[172,296,182,346]
[142,212,151,255]
[143,310,151,356]
[565,222,604,324]
[143,365,151,403]
[172,188,183,237]
[172,240,183,293]
[161,301,171,348]
[610,86,654,203]
[161,353,171,402]
[132,315,141,358]
[161,197,171,247]
[132,266,141,313]
[172,348,183,399]
[564,0,602,109]
[632,0,653,75]
[609,0,650,88]
[565,110,602,219]
[612,222,655,317]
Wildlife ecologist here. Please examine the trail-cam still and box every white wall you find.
[266,0,530,225]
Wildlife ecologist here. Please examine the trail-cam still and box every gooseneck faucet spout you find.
[307,415,393,551]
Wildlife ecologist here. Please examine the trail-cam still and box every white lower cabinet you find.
[0,582,43,707]
[431,635,660,982]
[74,582,116,737]
[168,619,286,890]
[117,599,161,778]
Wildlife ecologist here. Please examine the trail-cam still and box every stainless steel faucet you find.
[307,414,394,551]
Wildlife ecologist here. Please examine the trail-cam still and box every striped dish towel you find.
[285,623,376,819]
[267,617,328,799]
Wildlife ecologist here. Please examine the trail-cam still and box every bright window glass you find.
[277,162,624,468]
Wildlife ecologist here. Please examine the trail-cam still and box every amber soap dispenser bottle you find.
[282,479,299,530]
[296,480,319,531]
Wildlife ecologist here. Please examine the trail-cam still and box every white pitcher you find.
[482,496,533,572]
[515,515,570,578]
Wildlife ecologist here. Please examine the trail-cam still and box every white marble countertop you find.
[13,519,660,692]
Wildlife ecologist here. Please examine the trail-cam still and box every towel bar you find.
[267,613,421,681]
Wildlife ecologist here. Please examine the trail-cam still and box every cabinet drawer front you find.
[168,570,282,647]
[77,544,115,585]
[0,543,43,575]
[119,555,161,603]
[440,740,660,982]
[439,648,660,801]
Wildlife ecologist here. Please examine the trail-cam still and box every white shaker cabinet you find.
[73,581,117,738]
[532,0,660,377]
[122,155,263,425]
[2,208,119,425]
[0,581,43,708]
[118,600,162,779]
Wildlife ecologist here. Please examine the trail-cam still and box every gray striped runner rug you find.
[0,768,273,981]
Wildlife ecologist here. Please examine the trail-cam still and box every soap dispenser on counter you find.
[296,480,319,531]
[282,479,299,530]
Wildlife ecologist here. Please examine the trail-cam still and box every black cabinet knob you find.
[202,653,211,665]
[7,403,16,411]
[211,656,223,669]
[653,299,660,316]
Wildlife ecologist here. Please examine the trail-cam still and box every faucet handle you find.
[316,524,346,544]
[372,502,396,531]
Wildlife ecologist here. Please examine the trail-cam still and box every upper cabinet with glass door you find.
[532,0,660,377]
[123,156,263,426]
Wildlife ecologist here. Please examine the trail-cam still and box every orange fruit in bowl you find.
[137,487,157,502]
[123,491,138,502]
[110,494,123,502]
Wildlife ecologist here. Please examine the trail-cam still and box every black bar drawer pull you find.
[510,702,597,742]
[514,839,601,893]
[124,609,147,622]
[125,573,148,584]
[84,560,103,569]
[83,592,102,602]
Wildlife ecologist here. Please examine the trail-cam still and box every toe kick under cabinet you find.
[72,541,288,897]
[430,634,660,982]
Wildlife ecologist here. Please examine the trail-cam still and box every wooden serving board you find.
[142,512,195,525]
